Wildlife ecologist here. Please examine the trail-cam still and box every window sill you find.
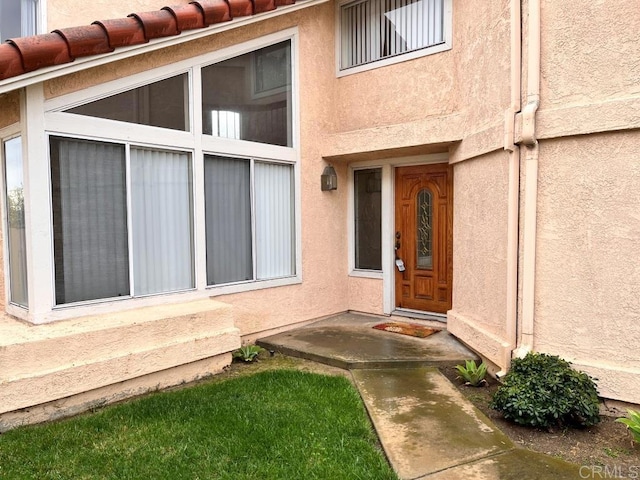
[337,42,451,78]
[349,269,383,279]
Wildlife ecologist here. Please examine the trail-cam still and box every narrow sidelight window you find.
[354,168,382,270]
[3,137,28,307]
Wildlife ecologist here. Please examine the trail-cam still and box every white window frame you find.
[0,124,30,316]
[335,0,452,77]
[14,28,301,322]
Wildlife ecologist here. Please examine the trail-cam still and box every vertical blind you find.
[51,137,129,304]
[255,162,295,279]
[131,148,194,295]
[340,0,444,69]
[205,156,253,285]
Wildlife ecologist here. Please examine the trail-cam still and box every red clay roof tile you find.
[8,33,73,72]
[193,0,232,25]
[0,44,26,80]
[93,18,148,48]
[254,0,277,14]
[54,25,114,59]
[0,0,299,83]
[163,4,207,32]
[228,0,254,17]
[129,10,180,40]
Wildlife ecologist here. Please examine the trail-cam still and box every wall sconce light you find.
[321,165,337,191]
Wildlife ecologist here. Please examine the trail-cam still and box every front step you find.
[257,312,478,370]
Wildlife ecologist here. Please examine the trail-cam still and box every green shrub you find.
[616,410,640,443]
[490,352,600,429]
[455,360,488,387]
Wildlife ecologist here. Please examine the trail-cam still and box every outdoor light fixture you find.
[321,165,337,191]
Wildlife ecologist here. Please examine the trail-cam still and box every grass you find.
[0,369,397,480]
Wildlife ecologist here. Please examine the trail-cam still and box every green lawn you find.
[0,369,398,480]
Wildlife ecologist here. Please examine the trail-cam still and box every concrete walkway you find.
[258,313,581,479]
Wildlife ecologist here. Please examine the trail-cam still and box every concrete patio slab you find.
[258,312,477,370]
[351,367,513,479]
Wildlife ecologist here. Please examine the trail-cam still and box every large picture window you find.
[205,156,295,285]
[50,137,194,305]
[36,35,298,312]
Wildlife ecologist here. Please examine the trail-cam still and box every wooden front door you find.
[395,164,453,313]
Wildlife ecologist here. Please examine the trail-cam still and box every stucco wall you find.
[47,0,192,30]
[0,91,20,129]
[534,132,640,402]
[333,0,511,141]
[540,0,640,110]
[448,150,511,368]
[348,277,384,315]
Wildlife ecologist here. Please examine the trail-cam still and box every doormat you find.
[372,322,440,338]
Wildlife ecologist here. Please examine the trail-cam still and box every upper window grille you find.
[340,0,445,70]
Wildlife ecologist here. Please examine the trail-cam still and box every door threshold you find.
[392,308,447,323]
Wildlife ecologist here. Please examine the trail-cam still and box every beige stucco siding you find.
[47,0,192,30]
[541,0,640,109]
[534,132,640,401]
[0,91,20,128]
[448,150,511,368]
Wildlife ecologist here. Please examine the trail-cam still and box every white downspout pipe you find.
[498,0,522,378]
[514,0,541,358]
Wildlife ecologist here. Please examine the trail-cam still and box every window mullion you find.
[125,143,135,297]
[192,66,207,291]
[250,158,257,281]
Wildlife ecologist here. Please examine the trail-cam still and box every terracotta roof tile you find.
[228,0,254,17]
[254,0,277,14]
[8,34,73,72]
[0,44,25,79]
[163,4,207,31]
[193,0,232,25]
[129,10,180,40]
[54,25,114,59]
[0,0,299,82]
[93,18,148,48]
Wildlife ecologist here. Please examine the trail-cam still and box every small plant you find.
[232,344,264,362]
[616,409,640,444]
[455,360,488,387]
[490,352,600,429]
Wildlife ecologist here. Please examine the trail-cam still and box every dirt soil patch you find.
[439,367,640,473]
